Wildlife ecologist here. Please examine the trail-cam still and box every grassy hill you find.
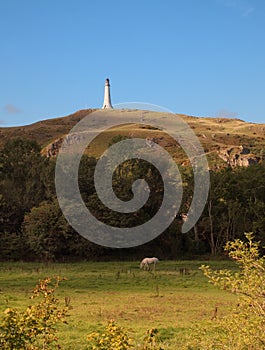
[0,109,94,148]
[0,108,264,169]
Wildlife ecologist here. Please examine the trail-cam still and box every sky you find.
[0,0,265,127]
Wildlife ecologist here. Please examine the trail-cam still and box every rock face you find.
[43,136,261,169]
[218,146,260,167]
[239,146,250,155]
[42,138,64,157]
[41,132,88,157]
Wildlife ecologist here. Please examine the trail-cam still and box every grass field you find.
[0,260,238,349]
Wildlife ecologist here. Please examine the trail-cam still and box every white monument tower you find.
[102,78,113,109]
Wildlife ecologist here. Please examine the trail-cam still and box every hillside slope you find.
[0,109,264,169]
[0,109,94,148]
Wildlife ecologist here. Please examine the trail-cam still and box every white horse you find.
[140,257,159,270]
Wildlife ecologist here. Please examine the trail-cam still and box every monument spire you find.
[102,78,113,109]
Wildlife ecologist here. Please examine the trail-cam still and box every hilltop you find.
[0,109,94,148]
[0,109,264,169]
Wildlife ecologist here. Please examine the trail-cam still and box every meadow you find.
[0,260,238,349]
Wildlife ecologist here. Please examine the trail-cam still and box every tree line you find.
[0,138,264,262]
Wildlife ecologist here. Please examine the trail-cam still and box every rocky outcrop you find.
[42,137,64,157]
[218,146,260,167]
[42,136,261,169]
[41,132,88,157]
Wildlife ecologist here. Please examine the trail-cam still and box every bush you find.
[188,233,265,349]
[86,321,165,350]
[86,319,133,350]
[0,277,69,349]
[142,328,164,350]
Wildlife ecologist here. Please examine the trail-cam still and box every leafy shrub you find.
[0,277,69,349]
[188,233,265,349]
[142,328,164,350]
[86,321,165,350]
[86,319,133,350]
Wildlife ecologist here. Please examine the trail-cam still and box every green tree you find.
[78,155,97,202]
[196,165,265,255]
[0,138,48,234]
[22,200,71,261]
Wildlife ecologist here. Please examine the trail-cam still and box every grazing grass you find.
[0,260,237,349]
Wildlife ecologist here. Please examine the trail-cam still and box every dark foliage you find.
[0,138,264,261]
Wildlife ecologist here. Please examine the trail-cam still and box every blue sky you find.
[0,0,264,126]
